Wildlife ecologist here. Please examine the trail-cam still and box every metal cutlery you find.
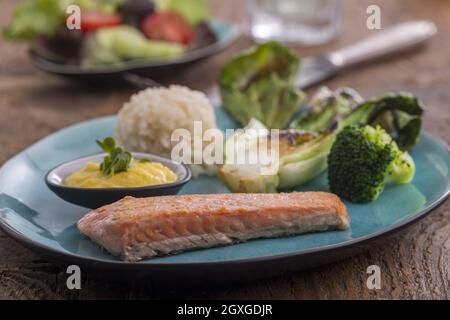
[295,20,437,89]
[127,20,437,106]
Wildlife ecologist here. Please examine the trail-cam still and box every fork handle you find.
[327,20,437,68]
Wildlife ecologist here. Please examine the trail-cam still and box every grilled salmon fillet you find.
[77,192,349,261]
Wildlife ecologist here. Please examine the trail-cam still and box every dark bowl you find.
[45,153,192,209]
[30,20,241,84]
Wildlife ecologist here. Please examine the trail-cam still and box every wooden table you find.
[0,0,449,300]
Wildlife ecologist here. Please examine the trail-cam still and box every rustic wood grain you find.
[0,0,448,300]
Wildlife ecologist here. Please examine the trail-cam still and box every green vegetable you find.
[219,119,280,193]
[340,92,424,150]
[155,0,210,25]
[328,125,415,203]
[220,88,423,194]
[290,90,424,150]
[282,91,422,190]
[220,119,334,192]
[277,131,336,189]
[96,137,133,176]
[290,87,362,132]
[220,168,280,194]
[82,25,185,65]
[3,0,66,40]
[219,42,305,129]
[3,0,125,41]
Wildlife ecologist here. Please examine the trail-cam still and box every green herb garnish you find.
[96,137,133,176]
[138,158,152,164]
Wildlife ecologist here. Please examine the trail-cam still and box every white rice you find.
[116,85,221,176]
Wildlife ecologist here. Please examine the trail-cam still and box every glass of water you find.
[246,0,342,45]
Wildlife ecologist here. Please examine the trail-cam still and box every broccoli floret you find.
[328,125,415,203]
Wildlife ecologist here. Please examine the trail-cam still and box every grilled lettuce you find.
[220,88,424,193]
[340,92,424,150]
[220,119,333,193]
[219,42,305,129]
[290,87,363,132]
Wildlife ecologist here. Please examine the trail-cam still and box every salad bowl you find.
[30,20,241,83]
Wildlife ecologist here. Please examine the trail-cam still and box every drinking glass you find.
[246,0,342,45]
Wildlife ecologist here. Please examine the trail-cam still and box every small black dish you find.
[30,20,240,84]
[45,153,191,209]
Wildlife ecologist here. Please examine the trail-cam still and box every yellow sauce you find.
[64,161,177,188]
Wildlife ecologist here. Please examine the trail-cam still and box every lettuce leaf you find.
[3,0,66,40]
[219,41,305,129]
[155,0,210,25]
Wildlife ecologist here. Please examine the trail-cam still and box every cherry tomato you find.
[141,12,193,45]
[80,11,122,32]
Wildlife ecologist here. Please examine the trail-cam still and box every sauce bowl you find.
[45,153,191,209]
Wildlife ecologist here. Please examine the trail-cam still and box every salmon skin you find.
[77,192,350,261]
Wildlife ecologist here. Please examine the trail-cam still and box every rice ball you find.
[116,85,221,176]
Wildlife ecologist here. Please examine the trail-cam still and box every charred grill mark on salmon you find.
[77,192,350,261]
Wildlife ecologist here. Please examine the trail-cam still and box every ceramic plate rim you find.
[0,116,449,268]
[0,187,448,268]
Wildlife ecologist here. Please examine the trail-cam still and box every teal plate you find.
[0,108,449,285]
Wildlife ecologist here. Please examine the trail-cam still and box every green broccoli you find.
[328,125,415,203]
